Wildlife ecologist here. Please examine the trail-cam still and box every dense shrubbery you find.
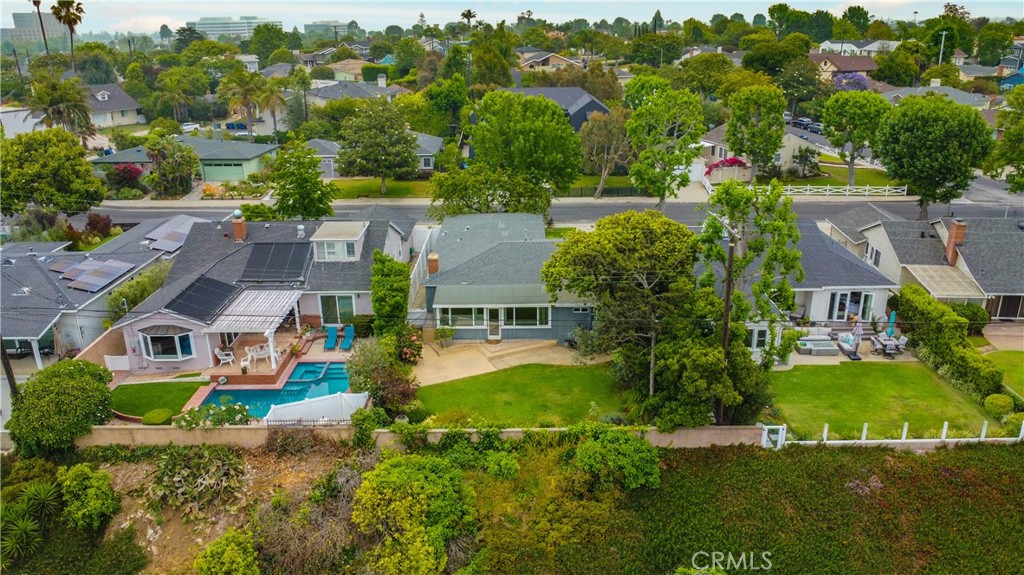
[194,529,259,575]
[56,464,120,532]
[567,423,661,491]
[899,285,1003,401]
[984,394,1015,420]
[949,302,990,336]
[351,407,390,450]
[106,164,144,190]
[7,361,114,457]
[347,337,420,416]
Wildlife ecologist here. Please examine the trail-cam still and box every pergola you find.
[203,289,303,370]
[902,265,986,303]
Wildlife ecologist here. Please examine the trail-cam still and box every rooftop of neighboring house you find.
[520,51,580,67]
[959,64,1000,77]
[865,77,897,93]
[236,54,259,63]
[500,86,609,116]
[873,220,949,265]
[118,206,415,326]
[0,216,206,339]
[260,63,295,78]
[826,204,901,244]
[327,59,371,75]
[881,84,990,107]
[953,48,967,58]
[935,217,1024,295]
[91,136,279,164]
[412,131,443,156]
[794,222,897,290]
[306,138,340,157]
[307,80,408,101]
[808,53,879,72]
[85,83,141,113]
[701,124,806,148]
[819,39,872,50]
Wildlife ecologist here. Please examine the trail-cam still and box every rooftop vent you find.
[1017,221,1024,230]
[1,258,14,266]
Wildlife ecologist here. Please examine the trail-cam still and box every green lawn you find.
[78,234,119,252]
[97,122,150,136]
[417,364,621,427]
[794,165,898,187]
[968,335,992,348]
[772,362,991,439]
[545,227,575,239]
[986,351,1024,397]
[111,381,205,417]
[331,178,431,198]
[172,371,203,379]
[572,174,632,188]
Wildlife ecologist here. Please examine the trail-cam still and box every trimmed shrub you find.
[949,302,990,336]
[7,361,114,457]
[567,423,661,491]
[351,407,390,450]
[350,314,375,338]
[1000,412,1024,437]
[56,464,120,532]
[984,394,1015,420]
[194,528,259,575]
[141,409,174,425]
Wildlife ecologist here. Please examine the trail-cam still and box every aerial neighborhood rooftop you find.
[0,3,1023,573]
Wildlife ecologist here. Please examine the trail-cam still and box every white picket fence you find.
[782,184,907,196]
[815,144,885,169]
[762,421,1024,450]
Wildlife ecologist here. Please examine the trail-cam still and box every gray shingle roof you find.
[826,204,901,244]
[502,87,608,115]
[86,84,141,113]
[941,218,1024,294]
[796,222,896,289]
[427,241,557,287]
[306,138,340,157]
[883,85,990,107]
[308,81,394,100]
[0,241,70,256]
[425,213,547,275]
[260,63,295,78]
[877,220,947,265]
[92,136,278,164]
[412,131,443,156]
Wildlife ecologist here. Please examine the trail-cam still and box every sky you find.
[2,1,1021,35]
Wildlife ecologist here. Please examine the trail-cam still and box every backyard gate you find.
[761,424,788,450]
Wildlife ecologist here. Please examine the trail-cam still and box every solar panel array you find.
[59,259,135,292]
[240,243,311,282]
[166,277,241,322]
[48,259,78,273]
[146,215,197,252]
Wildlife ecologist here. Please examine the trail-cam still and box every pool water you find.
[202,362,350,419]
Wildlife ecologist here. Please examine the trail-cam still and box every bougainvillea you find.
[704,157,749,176]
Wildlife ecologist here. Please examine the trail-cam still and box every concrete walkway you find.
[414,340,602,386]
[982,323,1024,352]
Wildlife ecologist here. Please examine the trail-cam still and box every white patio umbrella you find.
[852,318,864,343]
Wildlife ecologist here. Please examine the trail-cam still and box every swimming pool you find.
[202,362,350,419]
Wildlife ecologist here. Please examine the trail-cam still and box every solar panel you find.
[166,277,241,322]
[49,260,78,273]
[60,259,103,280]
[65,260,134,292]
[240,243,311,282]
[145,215,197,253]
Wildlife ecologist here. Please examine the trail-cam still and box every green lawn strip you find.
[330,178,431,198]
[985,351,1024,397]
[771,362,991,439]
[545,227,575,239]
[111,381,205,416]
[572,174,632,188]
[172,371,203,379]
[793,165,898,187]
[98,122,150,136]
[417,364,621,427]
[968,335,991,348]
[78,234,119,251]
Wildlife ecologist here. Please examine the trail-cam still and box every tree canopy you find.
[626,88,704,210]
[0,128,105,216]
[427,164,551,221]
[336,98,419,194]
[271,139,334,220]
[821,90,891,186]
[984,85,1024,195]
[724,85,787,181]
[580,108,633,198]
[370,250,412,335]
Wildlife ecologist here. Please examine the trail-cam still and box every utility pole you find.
[938,30,948,65]
[1,337,21,402]
[10,49,22,76]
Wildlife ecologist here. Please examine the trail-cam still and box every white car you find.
[181,122,201,132]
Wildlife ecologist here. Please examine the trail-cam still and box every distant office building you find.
[305,20,348,37]
[185,16,282,40]
[2,12,68,43]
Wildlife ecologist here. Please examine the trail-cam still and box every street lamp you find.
[913,11,918,25]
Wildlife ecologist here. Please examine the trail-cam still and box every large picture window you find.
[503,307,550,327]
[320,294,355,324]
[315,241,357,262]
[437,307,485,327]
[139,326,195,361]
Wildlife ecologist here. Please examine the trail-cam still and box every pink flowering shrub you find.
[705,157,749,177]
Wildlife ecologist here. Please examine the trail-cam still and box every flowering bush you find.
[107,163,144,190]
[834,72,868,92]
[704,156,749,176]
[174,396,255,429]
[201,182,222,197]
[394,323,424,365]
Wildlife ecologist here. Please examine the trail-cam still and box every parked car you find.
[808,122,825,134]
[181,122,201,132]
[783,112,793,124]
[793,117,813,129]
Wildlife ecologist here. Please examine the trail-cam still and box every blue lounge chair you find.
[323,326,338,350]
[340,325,355,350]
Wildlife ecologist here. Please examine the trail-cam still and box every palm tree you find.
[30,0,52,75]
[256,78,287,144]
[51,1,84,73]
[26,76,95,144]
[461,9,477,32]
[218,70,266,142]
[156,88,192,122]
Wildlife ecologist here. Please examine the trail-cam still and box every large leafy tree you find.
[580,108,633,199]
[984,86,1024,195]
[874,95,994,220]
[469,42,513,87]
[0,128,105,216]
[50,0,85,73]
[623,74,670,110]
[173,26,206,53]
[217,70,267,142]
[870,51,917,86]
[75,50,118,85]
[249,23,288,67]
[541,210,698,398]
[336,98,418,194]
[841,5,871,34]
[370,250,411,335]
[715,69,774,104]
[424,73,469,127]
[676,53,734,98]
[697,180,803,422]
[439,44,470,79]
[271,139,334,220]
[180,39,238,66]
[394,37,426,77]
[427,164,551,221]
[776,56,826,114]
[626,88,704,211]
[976,22,1014,66]
[144,136,200,198]
[920,63,962,89]
[821,90,891,186]
[468,90,580,194]
[724,85,787,182]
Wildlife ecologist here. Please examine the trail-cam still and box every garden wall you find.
[75,327,128,366]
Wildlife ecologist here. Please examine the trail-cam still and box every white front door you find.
[487,308,501,340]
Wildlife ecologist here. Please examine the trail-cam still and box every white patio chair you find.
[214,348,235,366]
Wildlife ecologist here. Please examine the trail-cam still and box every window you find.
[438,307,485,327]
[572,307,591,314]
[865,244,882,267]
[140,331,195,361]
[718,147,727,159]
[773,152,782,164]
[320,294,355,324]
[503,307,550,327]
[422,156,433,169]
[120,110,127,118]
[315,241,357,261]
[745,328,768,349]
[345,241,356,258]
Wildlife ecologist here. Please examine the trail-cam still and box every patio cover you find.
[265,392,370,423]
[902,265,986,299]
[203,289,302,333]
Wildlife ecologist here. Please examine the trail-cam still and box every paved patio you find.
[776,339,919,371]
[983,322,1024,352]
[414,340,605,386]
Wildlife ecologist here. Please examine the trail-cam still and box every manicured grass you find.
[330,178,431,198]
[772,362,991,439]
[968,335,992,348]
[986,351,1024,397]
[97,122,150,136]
[794,165,898,187]
[417,364,621,426]
[172,371,203,379]
[572,174,632,188]
[545,227,575,239]
[111,381,205,417]
[818,152,844,163]
[78,234,119,251]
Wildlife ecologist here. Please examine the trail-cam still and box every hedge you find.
[898,285,1003,400]
[949,302,990,336]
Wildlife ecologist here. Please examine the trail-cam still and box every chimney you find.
[997,64,1005,77]
[945,218,967,266]
[377,73,387,88]
[231,209,246,243]
[929,78,942,87]
[427,252,439,274]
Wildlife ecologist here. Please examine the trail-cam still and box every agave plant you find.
[19,481,61,521]
[0,514,43,563]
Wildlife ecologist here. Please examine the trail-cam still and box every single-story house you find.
[86,84,143,129]
[700,125,817,182]
[113,206,416,376]
[297,47,335,68]
[306,78,409,107]
[999,71,1024,91]
[325,59,371,81]
[91,135,279,182]
[412,131,443,173]
[307,138,341,178]
[882,81,991,109]
[500,87,609,131]
[808,53,878,81]
[519,51,582,71]
[236,54,260,73]
[959,64,1000,81]
[260,63,295,79]
[423,213,591,342]
[0,106,43,136]
[0,216,206,370]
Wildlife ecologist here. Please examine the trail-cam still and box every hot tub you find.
[797,340,840,356]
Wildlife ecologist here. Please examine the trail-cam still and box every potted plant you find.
[290,342,302,358]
